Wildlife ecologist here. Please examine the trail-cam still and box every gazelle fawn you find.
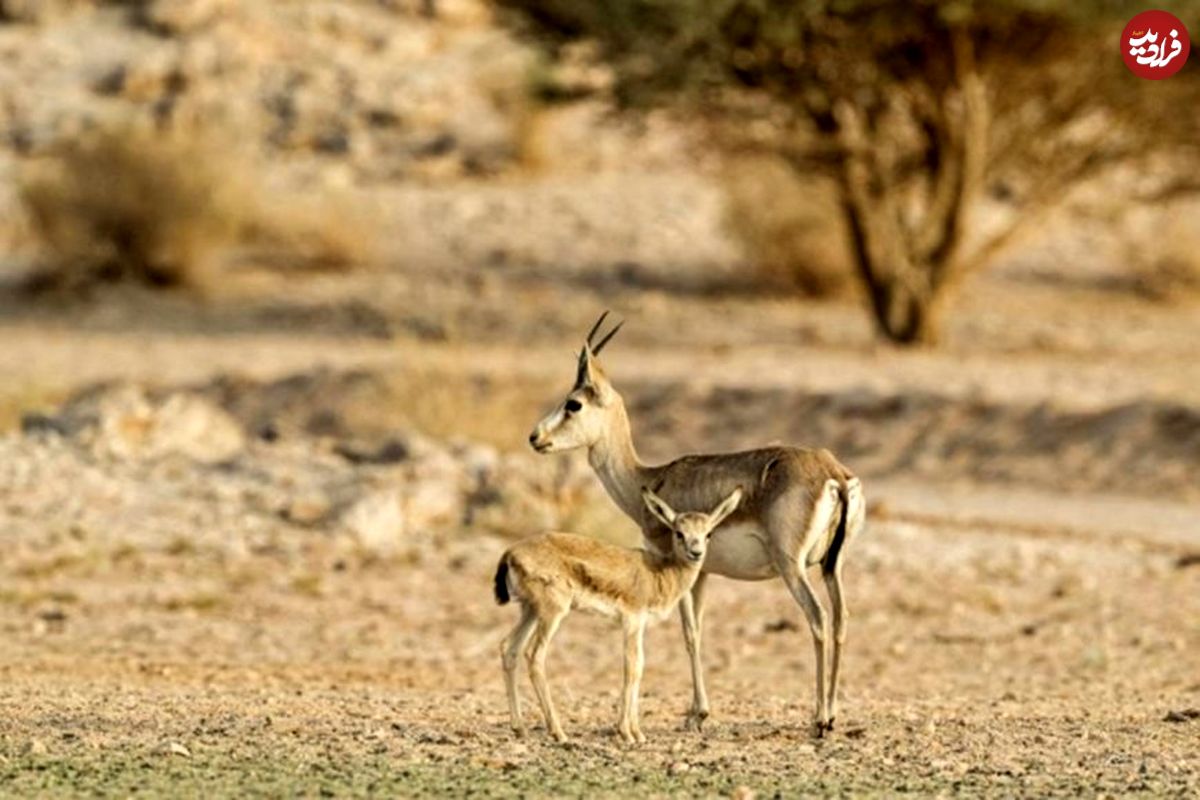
[528,313,867,736]
[494,487,743,744]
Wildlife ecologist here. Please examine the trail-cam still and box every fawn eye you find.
[675,531,683,541]
[564,399,583,413]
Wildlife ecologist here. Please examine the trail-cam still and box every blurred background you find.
[0,0,1196,795]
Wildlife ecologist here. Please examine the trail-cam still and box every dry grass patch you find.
[288,573,325,599]
[722,155,852,297]
[19,119,377,294]
[11,551,91,579]
[0,587,80,608]
[159,591,227,613]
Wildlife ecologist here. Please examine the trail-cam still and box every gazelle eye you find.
[564,399,583,413]
[675,531,683,541]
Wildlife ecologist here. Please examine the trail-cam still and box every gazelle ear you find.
[641,487,677,529]
[577,347,616,405]
[575,346,593,388]
[707,487,743,530]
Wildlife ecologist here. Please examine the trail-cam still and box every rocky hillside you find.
[0,0,529,182]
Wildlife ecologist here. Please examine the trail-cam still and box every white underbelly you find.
[702,523,776,580]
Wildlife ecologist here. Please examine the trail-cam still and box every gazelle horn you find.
[592,319,624,355]
[585,311,610,350]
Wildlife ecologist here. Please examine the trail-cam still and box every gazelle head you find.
[528,311,625,454]
[641,487,743,565]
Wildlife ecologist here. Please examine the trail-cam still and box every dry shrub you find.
[243,193,380,275]
[20,120,375,294]
[722,155,853,297]
[1129,207,1200,302]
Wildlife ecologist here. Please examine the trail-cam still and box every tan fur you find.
[497,488,741,744]
[529,315,867,735]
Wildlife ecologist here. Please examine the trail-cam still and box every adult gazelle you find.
[529,313,866,735]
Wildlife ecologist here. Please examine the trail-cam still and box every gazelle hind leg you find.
[823,477,863,729]
[777,558,830,736]
[822,564,847,730]
[501,604,537,734]
[766,480,838,736]
[526,606,569,742]
[679,573,710,730]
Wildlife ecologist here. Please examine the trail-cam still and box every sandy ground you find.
[0,489,1197,796]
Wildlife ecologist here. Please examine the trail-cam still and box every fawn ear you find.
[707,487,743,530]
[641,487,676,529]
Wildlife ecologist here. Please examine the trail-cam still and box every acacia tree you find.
[497,0,1200,344]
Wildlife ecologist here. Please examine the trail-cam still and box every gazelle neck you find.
[587,397,652,522]
[644,552,703,608]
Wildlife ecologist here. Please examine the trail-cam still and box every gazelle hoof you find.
[682,709,709,732]
[813,718,835,738]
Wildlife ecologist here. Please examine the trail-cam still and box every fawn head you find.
[641,486,743,565]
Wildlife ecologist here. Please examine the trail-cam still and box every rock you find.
[142,0,230,34]
[1164,709,1199,723]
[730,787,756,800]
[42,385,245,464]
[24,738,48,755]
[334,437,412,465]
[404,450,469,530]
[344,491,405,556]
[282,494,333,527]
[38,607,68,624]
[109,50,178,103]
[160,741,192,757]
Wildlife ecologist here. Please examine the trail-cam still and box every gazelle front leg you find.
[679,574,711,730]
[618,615,647,744]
